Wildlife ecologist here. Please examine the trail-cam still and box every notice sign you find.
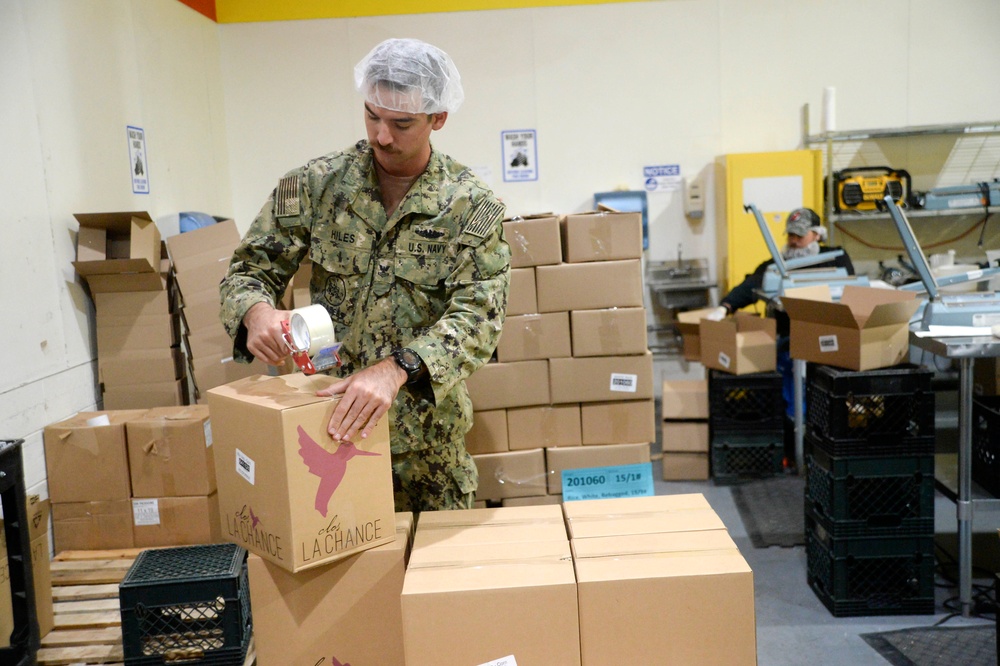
[501,129,538,182]
[127,125,149,194]
[643,164,681,192]
[562,462,654,502]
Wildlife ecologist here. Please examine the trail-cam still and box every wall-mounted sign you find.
[127,125,149,194]
[501,129,538,182]
[643,164,681,193]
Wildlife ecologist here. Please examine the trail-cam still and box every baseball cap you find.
[785,208,821,237]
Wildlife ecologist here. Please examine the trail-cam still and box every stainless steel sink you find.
[646,255,716,355]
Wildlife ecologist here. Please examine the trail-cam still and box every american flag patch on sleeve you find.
[275,175,300,217]
[462,199,506,239]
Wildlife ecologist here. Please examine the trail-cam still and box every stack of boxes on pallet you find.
[43,406,221,553]
[803,363,936,616]
[465,211,655,504]
[74,212,186,409]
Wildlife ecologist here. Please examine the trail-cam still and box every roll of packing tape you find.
[290,304,336,356]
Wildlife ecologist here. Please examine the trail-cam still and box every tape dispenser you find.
[280,304,342,375]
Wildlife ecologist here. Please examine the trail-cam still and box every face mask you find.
[783,241,820,260]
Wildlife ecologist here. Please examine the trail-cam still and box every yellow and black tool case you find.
[830,166,911,212]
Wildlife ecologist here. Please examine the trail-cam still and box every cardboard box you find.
[661,380,709,419]
[402,540,580,666]
[507,404,582,450]
[412,505,567,549]
[536,260,644,313]
[102,379,186,410]
[561,211,643,263]
[94,289,174,320]
[699,313,776,375]
[549,352,654,404]
[502,494,563,507]
[580,399,655,445]
[126,405,215,497]
[99,348,184,386]
[207,373,395,573]
[73,211,163,292]
[180,288,226,332]
[974,358,1000,396]
[508,267,538,316]
[661,452,710,480]
[661,421,709,453]
[173,260,231,305]
[96,314,179,353]
[0,497,54,644]
[465,410,508,455]
[186,328,237,360]
[164,219,240,274]
[466,360,550,411]
[503,215,563,267]
[570,307,648,357]
[43,410,144,503]
[52,500,135,552]
[192,353,269,397]
[248,513,413,666]
[572,531,756,665]
[471,449,548,502]
[562,493,712,525]
[497,312,571,362]
[545,442,650,495]
[781,285,920,371]
[675,307,718,362]
[131,494,222,548]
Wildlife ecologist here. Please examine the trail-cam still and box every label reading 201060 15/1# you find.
[561,462,654,502]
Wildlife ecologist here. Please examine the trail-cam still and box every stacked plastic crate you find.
[708,370,785,483]
[804,363,936,617]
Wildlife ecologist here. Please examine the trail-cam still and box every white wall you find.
[2,0,999,500]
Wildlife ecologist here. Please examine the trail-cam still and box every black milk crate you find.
[806,363,935,447]
[711,433,784,484]
[804,444,934,538]
[119,544,252,666]
[708,370,784,432]
[973,395,1000,497]
[806,524,935,617]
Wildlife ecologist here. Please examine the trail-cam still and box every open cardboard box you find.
[73,211,163,292]
[675,307,718,361]
[699,313,776,375]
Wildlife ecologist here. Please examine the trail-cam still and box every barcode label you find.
[609,373,638,393]
[718,352,731,369]
[204,420,213,447]
[819,335,839,353]
[132,499,160,527]
[236,449,255,485]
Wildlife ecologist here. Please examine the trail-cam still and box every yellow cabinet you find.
[715,149,823,297]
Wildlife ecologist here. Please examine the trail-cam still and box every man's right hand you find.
[243,302,293,365]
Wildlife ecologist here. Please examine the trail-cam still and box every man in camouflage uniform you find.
[219,38,510,512]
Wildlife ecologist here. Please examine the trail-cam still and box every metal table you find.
[908,332,1000,617]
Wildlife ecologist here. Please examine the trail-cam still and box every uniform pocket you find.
[311,242,371,328]
[393,231,453,328]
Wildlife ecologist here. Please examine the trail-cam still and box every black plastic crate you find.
[807,363,935,445]
[119,544,251,666]
[711,433,784,484]
[804,446,935,538]
[806,525,935,617]
[973,396,1000,497]
[708,370,784,432]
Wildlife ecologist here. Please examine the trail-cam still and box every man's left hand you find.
[317,358,407,442]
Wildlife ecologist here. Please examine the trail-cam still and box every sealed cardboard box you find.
[549,352,654,404]
[562,493,720,539]
[662,452,710,480]
[502,494,563,507]
[413,505,567,549]
[675,307,718,362]
[546,442,650,495]
[192,353,270,398]
[131,494,222,548]
[497,312,571,362]
[402,540,580,666]
[661,421,709,453]
[207,373,395,573]
[661,379,709,419]
[471,449,548,501]
[52,499,135,552]
[508,267,538,316]
[73,211,163,292]
[507,404,582,450]
[699,314,776,375]
[580,399,655,445]
[536,260,644,313]
[570,307,647,357]
[465,409,509,455]
[0,497,54,643]
[782,285,920,371]
[466,360,550,411]
[502,215,563,267]
[561,211,643,263]
[562,493,712,523]
[573,531,756,665]
[43,410,144,503]
[249,513,413,666]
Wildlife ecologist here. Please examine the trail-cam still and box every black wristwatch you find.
[391,348,424,385]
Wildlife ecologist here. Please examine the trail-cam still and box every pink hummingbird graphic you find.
[297,426,381,517]
[249,506,261,529]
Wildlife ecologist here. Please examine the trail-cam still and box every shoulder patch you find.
[275,175,301,218]
[462,199,506,240]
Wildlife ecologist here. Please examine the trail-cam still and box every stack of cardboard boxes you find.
[660,379,710,479]
[466,212,655,504]
[74,212,186,409]
[44,407,221,552]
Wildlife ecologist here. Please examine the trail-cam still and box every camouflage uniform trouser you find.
[391,438,479,513]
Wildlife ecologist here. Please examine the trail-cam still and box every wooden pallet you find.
[38,549,255,666]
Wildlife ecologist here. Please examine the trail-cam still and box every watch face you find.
[397,348,420,369]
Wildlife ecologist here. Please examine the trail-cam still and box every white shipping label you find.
[609,373,638,393]
[236,449,255,485]
[718,352,731,369]
[477,657,518,666]
[132,499,161,526]
[204,420,213,447]
[818,335,839,353]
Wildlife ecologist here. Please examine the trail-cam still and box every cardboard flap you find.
[73,258,156,276]
[676,307,717,324]
[207,373,340,410]
[74,211,153,232]
[839,286,920,328]
[781,286,861,328]
[733,313,776,336]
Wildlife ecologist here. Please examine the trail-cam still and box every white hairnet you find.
[354,38,464,114]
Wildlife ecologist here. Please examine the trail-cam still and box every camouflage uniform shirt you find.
[220,141,510,502]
